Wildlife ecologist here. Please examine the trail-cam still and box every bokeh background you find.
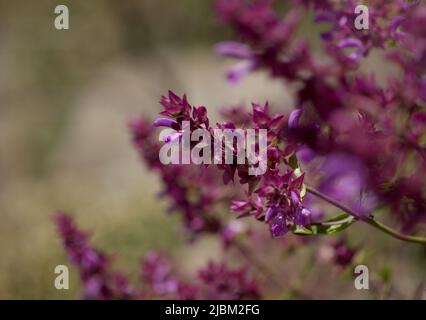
[0,0,424,299]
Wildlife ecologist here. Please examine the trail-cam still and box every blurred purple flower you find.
[54,213,135,300]
[337,38,366,62]
[288,109,302,129]
[332,241,357,267]
[215,41,253,59]
[319,153,377,219]
[154,118,179,129]
[198,262,260,300]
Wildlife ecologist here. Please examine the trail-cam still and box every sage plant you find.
[144,0,426,242]
[56,0,426,299]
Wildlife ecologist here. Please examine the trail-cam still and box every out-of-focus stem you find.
[364,218,426,245]
[234,241,283,290]
[306,186,426,245]
[234,241,312,299]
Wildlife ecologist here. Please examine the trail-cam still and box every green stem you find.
[306,186,426,245]
[364,218,426,245]
[315,216,354,226]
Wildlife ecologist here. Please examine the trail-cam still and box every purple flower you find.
[141,251,197,299]
[271,215,288,237]
[398,0,420,9]
[294,207,312,227]
[314,12,342,41]
[390,16,407,41]
[215,41,258,83]
[296,146,316,163]
[421,77,426,102]
[332,241,357,267]
[54,213,135,300]
[215,41,253,59]
[221,221,247,249]
[288,109,302,128]
[153,118,179,129]
[302,193,324,222]
[163,131,182,144]
[227,60,257,84]
[231,170,311,237]
[160,90,191,119]
[198,262,260,300]
[319,153,377,219]
[337,38,366,62]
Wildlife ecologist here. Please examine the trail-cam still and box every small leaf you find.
[300,183,306,198]
[292,226,314,235]
[292,213,355,236]
[314,221,354,235]
[325,213,352,222]
[288,153,299,169]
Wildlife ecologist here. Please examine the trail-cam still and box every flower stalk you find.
[306,186,426,245]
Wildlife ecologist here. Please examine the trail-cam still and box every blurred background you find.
[0,0,424,299]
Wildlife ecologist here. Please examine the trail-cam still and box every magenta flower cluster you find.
[55,213,260,300]
[54,213,134,299]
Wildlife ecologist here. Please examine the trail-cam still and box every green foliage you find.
[293,213,355,236]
